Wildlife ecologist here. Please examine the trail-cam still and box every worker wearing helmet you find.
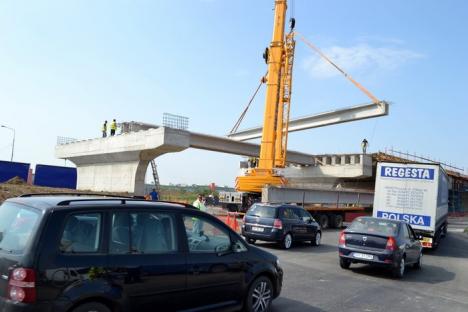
[110,119,117,136]
[102,120,107,138]
[361,139,368,154]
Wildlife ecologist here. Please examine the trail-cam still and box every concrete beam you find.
[279,154,373,181]
[261,186,374,205]
[228,101,389,141]
[56,127,317,195]
[189,132,315,165]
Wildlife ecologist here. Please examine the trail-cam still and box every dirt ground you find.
[0,177,131,203]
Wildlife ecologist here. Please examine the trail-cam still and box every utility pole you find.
[1,125,15,162]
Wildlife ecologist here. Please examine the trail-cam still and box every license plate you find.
[251,226,264,232]
[421,237,432,243]
[353,252,374,260]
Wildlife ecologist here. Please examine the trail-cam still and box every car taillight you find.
[273,218,283,230]
[338,231,346,246]
[8,268,36,303]
[385,236,397,251]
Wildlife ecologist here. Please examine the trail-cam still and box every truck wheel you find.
[340,258,351,269]
[318,215,329,229]
[311,232,321,246]
[432,233,441,250]
[392,257,405,278]
[281,233,293,249]
[441,224,448,238]
[413,253,422,270]
[332,214,344,228]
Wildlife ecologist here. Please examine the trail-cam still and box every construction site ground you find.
[0,178,132,203]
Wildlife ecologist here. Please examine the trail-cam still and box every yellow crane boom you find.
[236,0,293,192]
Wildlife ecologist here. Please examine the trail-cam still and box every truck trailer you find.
[373,162,449,249]
[220,186,373,229]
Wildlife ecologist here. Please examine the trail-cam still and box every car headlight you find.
[276,259,281,268]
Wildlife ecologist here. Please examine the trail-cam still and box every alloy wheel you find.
[284,234,292,249]
[252,280,272,312]
[315,232,321,246]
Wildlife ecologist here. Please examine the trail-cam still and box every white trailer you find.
[373,162,449,249]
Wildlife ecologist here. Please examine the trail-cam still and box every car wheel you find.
[311,232,321,246]
[244,276,273,312]
[247,238,257,244]
[72,302,111,312]
[339,258,351,269]
[392,257,405,278]
[413,253,422,270]
[281,233,293,249]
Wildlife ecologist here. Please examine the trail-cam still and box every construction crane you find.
[236,0,294,193]
[222,1,390,228]
[235,0,384,194]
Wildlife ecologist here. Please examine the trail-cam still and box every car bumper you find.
[339,246,399,267]
[0,298,52,312]
[242,228,284,242]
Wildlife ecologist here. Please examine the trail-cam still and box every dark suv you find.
[242,204,321,249]
[0,195,283,312]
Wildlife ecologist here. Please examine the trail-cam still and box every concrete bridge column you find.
[56,127,190,195]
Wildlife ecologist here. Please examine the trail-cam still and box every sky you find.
[0,0,467,187]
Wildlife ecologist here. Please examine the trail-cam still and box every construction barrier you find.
[224,212,244,233]
[34,164,77,189]
[0,160,30,183]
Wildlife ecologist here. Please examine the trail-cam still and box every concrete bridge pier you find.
[56,127,190,195]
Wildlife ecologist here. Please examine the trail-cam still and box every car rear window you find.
[348,218,399,236]
[0,202,41,254]
[247,204,277,218]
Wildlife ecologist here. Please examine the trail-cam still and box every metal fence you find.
[163,113,189,130]
[57,136,78,145]
[382,148,465,174]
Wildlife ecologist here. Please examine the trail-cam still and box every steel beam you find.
[228,101,389,141]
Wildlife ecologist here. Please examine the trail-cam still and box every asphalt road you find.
[253,227,468,312]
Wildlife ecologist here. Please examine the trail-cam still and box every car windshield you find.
[247,204,277,218]
[0,202,41,254]
[348,218,398,236]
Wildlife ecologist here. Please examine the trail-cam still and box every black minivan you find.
[0,195,283,312]
[242,204,321,249]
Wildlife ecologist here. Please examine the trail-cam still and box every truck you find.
[220,186,373,229]
[373,162,449,249]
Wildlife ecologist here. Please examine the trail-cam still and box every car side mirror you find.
[217,242,238,257]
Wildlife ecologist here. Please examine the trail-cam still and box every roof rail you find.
[56,198,134,206]
[19,193,135,199]
[55,198,196,208]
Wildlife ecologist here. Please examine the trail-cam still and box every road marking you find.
[447,228,465,233]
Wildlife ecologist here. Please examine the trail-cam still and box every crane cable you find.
[229,72,267,135]
[295,31,381,105]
